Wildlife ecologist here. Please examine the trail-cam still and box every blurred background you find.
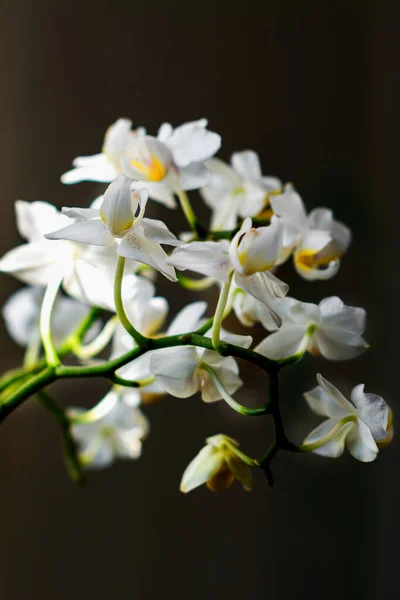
[0,1,398,598]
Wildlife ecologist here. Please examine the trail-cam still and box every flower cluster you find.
[0,116,392,492]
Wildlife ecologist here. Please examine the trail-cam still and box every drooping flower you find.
[2,286,100,348]
[270,184,351,280]
[302,374,392,461]
[201,151,281,230]
[255,296,368,361]
[0,199,129,310]
[61,118,221,208]
[69,388,149,469]
[45,176,180,281]
[149,328,252,403]
[168,216,289,326]
[180,434,254,493]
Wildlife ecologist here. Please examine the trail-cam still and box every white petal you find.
[304,418,354,457]
[61,153,118,184]
[270,187,308,246]
[167,301,207,336]
[2,287,41,346]
[180,445,225,493]
[201,158,239,210]
[165,119,221,167]
[0,241,65,286]
[168,241,232,282]
[316,374,355,413]
[62,207,101,221]
[231,150,262,180]
[232,215,283,275]
[304,384,350,419]
[62,252,116,310]
[100,176,135,237]
[255,325,308,360]
[46,219,114,246]
[235,270,289,305]
[140,218,181,246]
[351,384,389,441]
[118,226,177,281]
[102,118,133,164]
[346,420,378,462]
[142,178,177,208]
[179,163,212,190]
[149,347,199,397]
[313,330,367,361]
[16,200,71,241]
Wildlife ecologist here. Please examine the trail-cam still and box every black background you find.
[0,2,398,599]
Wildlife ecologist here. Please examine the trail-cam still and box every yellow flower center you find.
[129,154,166,182]
[295,248,340,272]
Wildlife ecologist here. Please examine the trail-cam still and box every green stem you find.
[211,273,233,352]
[0,367,57,423]
[37,391,85,484]
[40,275,63,367]
[201,363,270,416]
[114,255,148,347]
[0,333,279,424]
[176,190,207,238]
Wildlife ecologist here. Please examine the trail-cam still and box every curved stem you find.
[211,273,233,351]
[114,255,148,347]
[297,415,357,452]
[72,316,118,360]
[176,190,206,238]
[38,391,84,484]
[201,363,270,416]
[40,274,63,366]
[0,333,279,425]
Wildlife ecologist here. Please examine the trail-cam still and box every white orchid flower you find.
[0,199,131,310]
[111,281,211,398]
[2,286,100,349]
[255,296,368,361]
[168,216,289,326]
[149,327,252,403]
[180,434,254,493]
[69,388,149,469]
[201,151,281,230]
[302,374,392,461]
[270,184,351,280]
[45,176,180,281]
[61,118,221,209]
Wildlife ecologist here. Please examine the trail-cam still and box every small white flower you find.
[180,434,254,493]
[303,374,392,461]
[168,216,289,326]
[2,286,100,348]
[70,388,149,469]
[270,184,351,280]
[61,118,221,208]
[0,199,128,310]
[45,176,181,281]
[111,282,211,398]
[149,329,252,403]
[201,151,281,230]
[255,296,368,360]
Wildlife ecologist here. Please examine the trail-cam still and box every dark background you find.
[0,2,398,598]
